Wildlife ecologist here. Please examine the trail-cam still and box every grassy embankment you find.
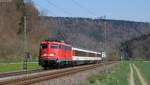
[0,54,40,73]
[83,62,130,85]
[133,61,150,85]
[0,62,41,73]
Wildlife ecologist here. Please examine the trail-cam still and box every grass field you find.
[133,61,150,85]
[0,62,41,73]
[82,61,150,85]
[83,62,130,85]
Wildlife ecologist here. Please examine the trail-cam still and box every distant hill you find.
[44,17,150,60]
[0,0,150,62]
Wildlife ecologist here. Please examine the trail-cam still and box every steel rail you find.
[0,62,117,85]
[0,69,43,78]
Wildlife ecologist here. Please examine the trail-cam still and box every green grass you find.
[0,62,41,73]
[133,61,150,85]
[83,62,130,85]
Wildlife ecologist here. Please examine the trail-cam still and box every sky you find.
[32,0,150,22]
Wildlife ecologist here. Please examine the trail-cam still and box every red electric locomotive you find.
[39,39,102,69]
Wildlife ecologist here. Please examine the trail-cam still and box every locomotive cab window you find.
[51,44,58,49]
[41,44,48,49]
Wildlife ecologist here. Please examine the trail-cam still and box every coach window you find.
[95,54,97,57]
[89,53,95,57]
[97,54,101,57]
[51,44,58,49]
[75,50,86,56]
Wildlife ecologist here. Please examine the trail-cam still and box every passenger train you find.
[39,39,103,69]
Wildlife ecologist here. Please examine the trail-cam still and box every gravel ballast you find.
[33,63,118,85]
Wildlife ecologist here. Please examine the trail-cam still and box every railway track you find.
[0,69,43,78]
[0,62,117,85]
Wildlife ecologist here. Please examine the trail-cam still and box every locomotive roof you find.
[41,41,71,46]
[41,40,101,54]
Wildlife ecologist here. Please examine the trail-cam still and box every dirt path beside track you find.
[129,64,135,85]
[133,64,148,85]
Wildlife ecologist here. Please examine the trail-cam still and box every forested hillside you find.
[46,17,150,60]
[0,0,150,62]
[0,0,51,61]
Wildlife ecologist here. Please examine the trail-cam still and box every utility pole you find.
[22,0,30,71]
[100,16,107,73]
[23,15,28,70]
[104,16,107,73]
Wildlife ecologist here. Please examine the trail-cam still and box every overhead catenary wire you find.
[36,0,97,18]
[71,0,96,17]
[70,0,108,73]
[34,0,69,41]
[46,0,73,16]
[34,0,107,51]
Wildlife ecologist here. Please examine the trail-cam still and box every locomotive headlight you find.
[42,54,47,56]
[49,53,55,56]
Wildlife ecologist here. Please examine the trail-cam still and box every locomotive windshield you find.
[41,44,48,49]
[51,44,58,49]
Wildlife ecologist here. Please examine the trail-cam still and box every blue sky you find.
[32,0,150,22]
